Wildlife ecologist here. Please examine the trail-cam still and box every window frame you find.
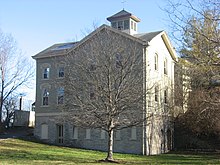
[115,53,123,68]
[58,66,65,78]
[100,129,106,140]
[124,20,129,30]
[117,21,123,30]
[155,86,159,102]
[164,88,168,104]
[154,53,158,71]
[131,126,137,140]
[73,126,78,139]
[86,128,91,139]
[57,87,64,105]
[164,58,168,75]
[89,84,96,100]
[131,20,134,30]
[134,22,137,31]
[42,89,49,106]
[43,67,50,79]
[111,22,117,29]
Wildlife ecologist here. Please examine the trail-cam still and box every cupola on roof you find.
[107,9,140,35]
[107,9,140,22]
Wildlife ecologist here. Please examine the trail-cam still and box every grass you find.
[0,138,219,165]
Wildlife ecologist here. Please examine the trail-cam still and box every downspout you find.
[142,42,148,155]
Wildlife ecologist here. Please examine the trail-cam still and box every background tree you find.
[3,96,17,128]
[0,29,34,128]
[61,27,148,161]
[164,0,220,148]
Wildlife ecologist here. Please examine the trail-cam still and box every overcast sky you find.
[0,0,169,103]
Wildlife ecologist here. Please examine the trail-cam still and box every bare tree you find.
[164,0,220,49]
[3,97,17,128]
[0,29,34,127]
[164,0,220,146]
[61,27,148,161]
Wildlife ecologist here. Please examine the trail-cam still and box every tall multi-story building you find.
[32,10,178,155]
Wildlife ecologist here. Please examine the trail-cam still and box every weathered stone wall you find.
[35,115,143,154]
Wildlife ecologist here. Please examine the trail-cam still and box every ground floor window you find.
[57,124,64,144]
[131,126,137,140]
[73,126,78,139]
[41,124,48,139]
[86,128,91,139]
[100,129,106,139]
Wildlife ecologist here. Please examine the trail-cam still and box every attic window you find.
[112,22,117,29]
[118,21,123,30]
[131,21,134,30]
[134,22,137,31]
[111,20,129,30]
[124,20,129,29]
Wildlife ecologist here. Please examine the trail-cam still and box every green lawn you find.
[0,138,219,165]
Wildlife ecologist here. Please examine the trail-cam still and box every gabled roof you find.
[32,42,78,59]
[66,24,147,54]
[32,24,177,62]
[32,24,146,59]
[134,31,163,42]
[107,9,140,22]
[135,31,178,62]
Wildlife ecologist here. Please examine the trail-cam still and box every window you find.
[124,20,129,29]
[73,127,78,139]
[41,124,48,139]
[115,130,121,140]
[100,129,105,139]
[112,22,117,29]
[42,89,49,105]
[131,126,137,140]
[116,53,122,68]
[89,61,96,72]
[86,128,91,139]
[43,68,50,79]
[164,88,168,104]
[154,53,158,70]
[57,87,64,104]
[89,85,96,100]
[118,21,123,30]
[164,58,168,75]
[155,86,159,102]
[57,124,64,144]
[134,22,137,31]
[58,66,64,78]
[131,21,134,29]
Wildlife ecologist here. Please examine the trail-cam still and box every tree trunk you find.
[106,129,114,161]
[0,80,4,124]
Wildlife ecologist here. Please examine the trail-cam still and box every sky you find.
[0,0,169,106]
